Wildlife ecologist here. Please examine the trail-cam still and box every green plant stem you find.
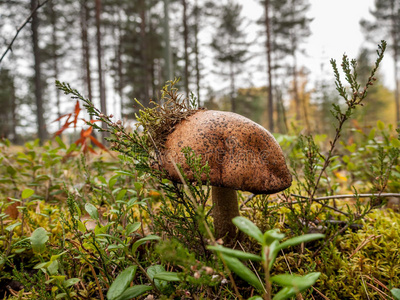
[263,246,271,300]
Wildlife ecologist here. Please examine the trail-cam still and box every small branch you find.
[0,0,50,65]
[291,193,400,202]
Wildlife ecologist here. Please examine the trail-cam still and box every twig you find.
[312,287,330,300]
[348,234,382,259]
[240,193,257,209]
[88,263,105,300]
[291,193,400,201]
[0,0,50,64]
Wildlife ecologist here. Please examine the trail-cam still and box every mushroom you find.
[158,110,292,241]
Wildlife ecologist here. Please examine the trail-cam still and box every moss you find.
[271,209,400,298]
[135,78,204,151]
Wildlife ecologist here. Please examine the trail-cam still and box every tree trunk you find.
[264,0,274,131]
[49,0,61,128]
[182,0,190,103]
[391,0,400,124]
[163,0,173,82]
[139,0,150,106]
[95,0,107,139]
[292,59,301,121]
[81,0,93,113]
[31,0,47,144]
[193,0,201,107]
[229,60,236,112]
[116,12,124,119]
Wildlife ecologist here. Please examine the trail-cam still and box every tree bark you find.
[390,0,400,124]
[139,0,150,106]
[49,0,61,128]
[95,0,107,139]
[193,0,201,106]
[264,0,274,131]
[31,0,47,144]
[163,0,173,82]
[182,0,190,103]
[81,0,93,112]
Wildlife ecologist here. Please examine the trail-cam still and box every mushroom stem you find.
[212,186,239,240]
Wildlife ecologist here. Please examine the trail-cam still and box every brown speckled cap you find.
[158,110,292,194]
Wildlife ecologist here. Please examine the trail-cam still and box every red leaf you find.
[52,112,72,123]
[74,136,85,146]
[89,135,107,150]
[54,118,73,136]
[81,127,93,138]
[73,101,81,127]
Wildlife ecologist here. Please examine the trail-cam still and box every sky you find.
[212,0,394,94]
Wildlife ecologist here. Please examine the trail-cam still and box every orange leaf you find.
[82,127,93,138]
[89,135,107,150]
[88,146,97,154]
[74,136,85,146]
[52,112,72,123]
[54,119,73,136]
[73,101,81,127]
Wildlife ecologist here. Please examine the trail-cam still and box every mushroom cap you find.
[158,110,292,194]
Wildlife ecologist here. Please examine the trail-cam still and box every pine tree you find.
[260,0,311,129]
[31,0,48,143]
[210,1,250,113]
[360,0,400,125]
[0,69,17,142]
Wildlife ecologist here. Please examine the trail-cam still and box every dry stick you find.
[365,282,391,300]
[348,234,382,259]
[88,263,105,300]
[0,0,50,64]
[291,193,400,201]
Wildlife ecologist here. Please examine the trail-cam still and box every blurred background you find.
[0,0,398,143]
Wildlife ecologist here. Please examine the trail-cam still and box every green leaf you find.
[125,222,141,236]
[277,234,325,251]
[147,265,168,291]
[271,273,321,300]
[134,182,143,191]
[30,227,49,254]
[21,188,35,199]
[63,278,80,288]
[272,287,295,300]
[131,235,160,253]
[153,271,181,282]
[221,254,264,291]
[85,203,99,220]
[248,297,263,300]
[66,143,77,154]
[55,293,67,299]
[5,222,21,232]
[55,136,66,149]
[264,229,285,246]
[391,288,400,300]
[377,120,385,130]
[232,217,263,244]
[115,285,153,300]
[391,138,400,148]
[116,189,127,201]
[47,260,59,275]
[207,245,262,262]
[271,272,320,289]
[107,266,137,300]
